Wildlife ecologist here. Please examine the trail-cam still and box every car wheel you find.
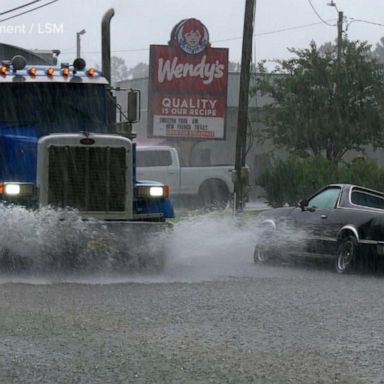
[335,235,358,274]
[253,229,275,264]
[253,243,268,263]
[198,180,230,209]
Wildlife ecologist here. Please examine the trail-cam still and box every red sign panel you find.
[148,19,228,140]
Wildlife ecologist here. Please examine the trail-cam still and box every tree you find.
[228,61,257,72]
[229,61,241,72]
[111,56,129,84]
[373,37,384,64]
[255,39,384,162]
[127,62,149,79]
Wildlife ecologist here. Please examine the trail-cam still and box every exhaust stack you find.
[101,8,115,84]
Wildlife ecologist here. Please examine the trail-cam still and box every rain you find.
[1,1,384,383]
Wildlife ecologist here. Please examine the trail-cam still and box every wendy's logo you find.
[172,18,210,55]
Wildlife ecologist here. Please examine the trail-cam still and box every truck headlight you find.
[135,184,169,199]
[0,182,35,196]
[5,184,21,195]
[149,186,164,197]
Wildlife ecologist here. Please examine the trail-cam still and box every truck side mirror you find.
[127,89,141,123]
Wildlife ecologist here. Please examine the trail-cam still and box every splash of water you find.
[0,204,110,273]
[0,205,311,284]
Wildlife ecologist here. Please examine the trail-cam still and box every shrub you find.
[338,158,384,191]
[256,155,384,207]
[257,155,337,206]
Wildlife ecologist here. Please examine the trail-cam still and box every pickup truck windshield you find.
[0,82,109,136]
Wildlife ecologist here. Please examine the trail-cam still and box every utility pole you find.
[328,2,343,63]
[234,0,256,212]
[337,11,343,64]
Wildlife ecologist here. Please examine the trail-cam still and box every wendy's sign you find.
[148,18,228,139]
[174,17,210,55]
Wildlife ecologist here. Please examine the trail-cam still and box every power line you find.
[0,0,45,16]
[0,0,58,23]
[254,20,336,37]
[307,0,336,27]
[62,14,384,57]
[64,47,150,55]
[62,20,336,57]
[347,18,384,29]
[203,20,336,43]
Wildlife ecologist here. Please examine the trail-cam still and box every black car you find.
[254,184,384,273]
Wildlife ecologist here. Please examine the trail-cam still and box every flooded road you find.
[1,210,384,383]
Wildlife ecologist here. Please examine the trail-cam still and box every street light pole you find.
[76,29,86,58]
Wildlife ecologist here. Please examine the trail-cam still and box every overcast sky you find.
[1,0,384,70]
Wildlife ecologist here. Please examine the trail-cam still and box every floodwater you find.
[0,205,256,284]
[2,205,384,384]
[0,203,313,285]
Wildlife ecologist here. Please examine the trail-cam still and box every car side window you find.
[308,187,341,210]
[136,150,172,167]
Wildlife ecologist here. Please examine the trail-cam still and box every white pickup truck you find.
[136,145,234,205]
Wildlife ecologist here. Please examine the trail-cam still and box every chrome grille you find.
[48,146,126,211]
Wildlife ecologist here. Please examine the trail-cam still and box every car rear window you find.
[351,190,384,209]
[136,150,172,167]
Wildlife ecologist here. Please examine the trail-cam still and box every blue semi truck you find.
[0,9,174,270]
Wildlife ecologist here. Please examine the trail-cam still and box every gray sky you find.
[1,0,384,70]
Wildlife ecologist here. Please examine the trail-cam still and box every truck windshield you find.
[0,82,110,136]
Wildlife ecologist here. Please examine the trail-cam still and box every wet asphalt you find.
[0,257,384,384]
